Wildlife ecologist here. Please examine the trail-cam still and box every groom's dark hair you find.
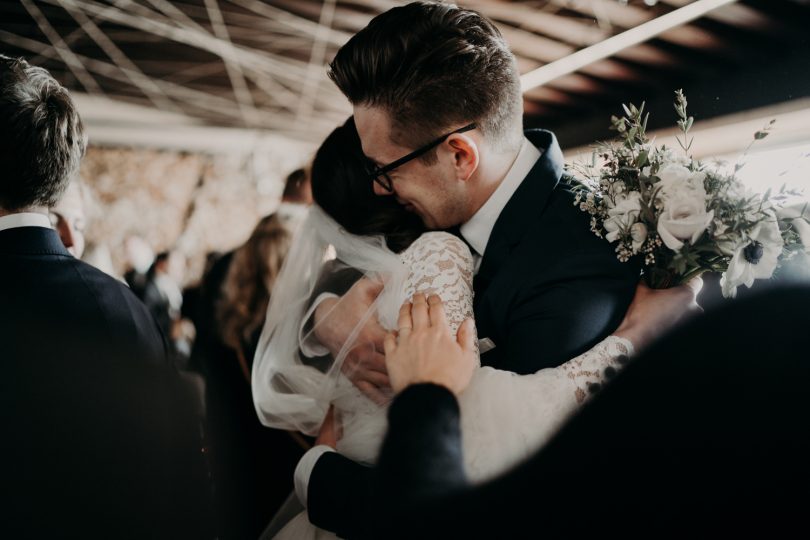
[0,55,86,211]
[328,1,523,157]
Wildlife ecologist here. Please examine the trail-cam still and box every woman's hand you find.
[313,278,391,404]
[613,278,704,352]
[315,405,341,449]
[383,294,477,396]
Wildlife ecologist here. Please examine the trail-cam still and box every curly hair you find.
[216,214,291,356]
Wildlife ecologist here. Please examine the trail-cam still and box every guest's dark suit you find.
[305,130,639,536]
[1,226,210,539]
[370,286,810,538]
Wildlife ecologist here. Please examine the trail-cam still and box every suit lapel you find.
[473,130,565,299]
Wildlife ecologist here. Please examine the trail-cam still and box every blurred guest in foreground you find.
[0,55,211,538]
[359,285,810,538]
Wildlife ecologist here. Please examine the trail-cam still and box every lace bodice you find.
[398,231,475,338]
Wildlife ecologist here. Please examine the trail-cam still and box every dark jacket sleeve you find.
[375,384,468,502]
[480,248,638,375]
[307,384,466,539]
[501,256,637,374]
[307,452,375,538]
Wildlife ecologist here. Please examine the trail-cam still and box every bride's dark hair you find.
[311,117,425,253]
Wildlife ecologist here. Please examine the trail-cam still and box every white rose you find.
[656,194,714,251]
[720,218,784,298]
[657,163,707,202]
[604,192,642,243]
[657,162,692,185]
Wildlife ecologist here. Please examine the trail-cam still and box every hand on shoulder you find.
[384,294,478,396]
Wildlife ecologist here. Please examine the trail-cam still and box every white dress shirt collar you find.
[0,212,52,232]
[459,137,542,257]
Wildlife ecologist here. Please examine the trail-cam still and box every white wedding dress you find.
[274,232,633,539]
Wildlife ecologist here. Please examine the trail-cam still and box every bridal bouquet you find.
[572,90,810,298]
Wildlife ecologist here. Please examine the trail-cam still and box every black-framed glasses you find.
[365,122,477,193]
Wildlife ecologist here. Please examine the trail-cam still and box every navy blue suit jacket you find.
[1,226,210,538]
[473,129,637,373]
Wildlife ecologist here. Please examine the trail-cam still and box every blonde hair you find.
[216,214,291,356]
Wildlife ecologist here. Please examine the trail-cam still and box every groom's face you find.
[355,106,468,230]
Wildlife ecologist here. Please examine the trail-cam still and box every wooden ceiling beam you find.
[475,1,729,75]
[462,0,610,48]
[518,57,616,97]
[0,29,348,134]
[658,0,782,32]
[537,0,735,52]
[614,43,683,67]
[543,0,657,29]
[522,85,591,107]
[499,25,574,63]
[502,24,655,85]
[521,100,557,117]
[264,0,373,33]
[546,73,618,95]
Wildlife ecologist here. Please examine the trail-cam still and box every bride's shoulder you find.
[403,231,472,261]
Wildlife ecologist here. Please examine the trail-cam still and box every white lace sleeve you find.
[459,335,635,483]
[560,335,634,404]
[400,232,475,339]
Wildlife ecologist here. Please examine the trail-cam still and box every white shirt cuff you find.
[298,293,338,357]
[294,444,336,508]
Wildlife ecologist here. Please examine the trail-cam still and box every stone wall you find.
[79,140,313,284]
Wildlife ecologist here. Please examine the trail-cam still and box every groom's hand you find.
[313,277,391,404]
[614,278,704,352]
[316,405,341,449]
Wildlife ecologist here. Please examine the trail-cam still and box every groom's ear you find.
[446,133,479,182]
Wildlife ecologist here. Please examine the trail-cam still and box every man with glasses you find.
[292,3,640,537]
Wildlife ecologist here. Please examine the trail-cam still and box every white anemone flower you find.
[720,217,784,298]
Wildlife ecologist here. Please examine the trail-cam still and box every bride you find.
[252,118,700,539]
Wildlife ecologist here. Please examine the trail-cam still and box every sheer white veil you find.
[251,204,408,436]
